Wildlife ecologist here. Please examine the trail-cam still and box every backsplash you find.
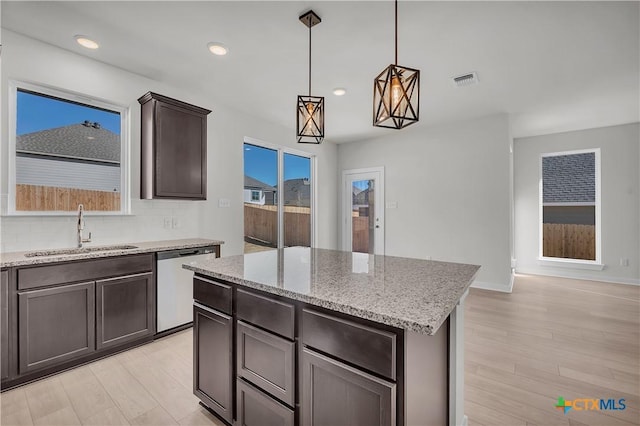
[0,198,203,252]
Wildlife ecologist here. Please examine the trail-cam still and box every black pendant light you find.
[373,0,420,129]
[297,10,324,144]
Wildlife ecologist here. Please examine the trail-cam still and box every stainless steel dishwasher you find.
[156,246,218,333]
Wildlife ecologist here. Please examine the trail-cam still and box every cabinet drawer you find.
[302,309,397,380]
[193,276,232,315]
[237,289,295,340]
[237,321,295,406]
[237,379,294,426]
[17,254,153,290]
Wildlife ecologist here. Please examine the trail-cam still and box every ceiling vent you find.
[452,72,479,87]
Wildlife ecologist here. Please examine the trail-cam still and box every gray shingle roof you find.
[16,123,120,162]
[244,175,276,192]
[543,152,595,203]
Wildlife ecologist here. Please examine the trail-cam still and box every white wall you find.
[337,114,513,291]
[514,123,640,284]
[0,30,338,254]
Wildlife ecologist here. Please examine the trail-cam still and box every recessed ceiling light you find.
[332,88,347,96]
[207,42,228,56]
[75,35,99,49]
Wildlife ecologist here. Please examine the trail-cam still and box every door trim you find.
[342,167,385,254]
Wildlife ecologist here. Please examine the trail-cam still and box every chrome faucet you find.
[77,204,92,248]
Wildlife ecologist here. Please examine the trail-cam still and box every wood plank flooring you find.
[1,274,638,425]
[465,274,639,426]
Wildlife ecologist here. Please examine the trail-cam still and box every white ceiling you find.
[2,1,639,143]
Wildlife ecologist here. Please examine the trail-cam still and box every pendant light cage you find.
[373,64,420,129]
[373,0,420,129]
[297,10,324,144]
[297,95,324,144]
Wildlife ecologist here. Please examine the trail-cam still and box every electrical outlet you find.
[620,258,629,267]
[163,217,171,229]
[172,217,180,229]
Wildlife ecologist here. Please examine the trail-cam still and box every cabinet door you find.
[193,303,233,424]
[96,272,155,350]
[1,270,9,380]
[237,378,294,426]
[155,101,207,199]
[302,348,396,426]
[18,282,95,374]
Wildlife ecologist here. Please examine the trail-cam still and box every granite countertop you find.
[184,247,479,335]
[0,238,224,268]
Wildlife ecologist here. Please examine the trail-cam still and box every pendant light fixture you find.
[297,10,324,144]
[373,0,420,129]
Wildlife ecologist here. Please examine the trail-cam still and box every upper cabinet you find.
[138,92,211,200]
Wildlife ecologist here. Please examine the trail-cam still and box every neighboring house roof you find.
[352,186,362,196]
[282,178,311,206]
[543,152,595,203]
[16,122,120,163]
[244,175,276,192]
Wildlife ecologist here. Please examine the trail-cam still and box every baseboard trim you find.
[471,279,513,293]
[515,267,640,286]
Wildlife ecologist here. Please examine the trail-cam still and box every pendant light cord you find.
[308,21,312,96]
[394,0,398,65]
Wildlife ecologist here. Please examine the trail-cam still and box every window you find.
[251,191,261,202]
[243,138,314,253]
[540,149,600,263]
[8,81,129,214]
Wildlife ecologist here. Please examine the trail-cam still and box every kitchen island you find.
[184,247,479,426]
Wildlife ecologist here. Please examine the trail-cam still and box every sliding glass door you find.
[243,139,313,254]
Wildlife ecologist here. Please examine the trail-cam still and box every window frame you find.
[250,190,261,202]
[243,136,317,249]
[538,148,602,268]
[6,80,130,216]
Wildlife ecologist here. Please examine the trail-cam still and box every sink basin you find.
[24,245,139,257]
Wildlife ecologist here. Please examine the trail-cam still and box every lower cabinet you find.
[237,378,294,426]
[18,281,96,374]
[1,270,10,380]
[301,348,396,426]
[192,276,401,426]
[96,272,154,349]
[2,254,156,388]
[193,303,233,424]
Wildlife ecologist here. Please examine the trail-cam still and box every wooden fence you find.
[543,223,595,260]
[352,216,370,253]
[15,184,120,211]
[244,204,310,247]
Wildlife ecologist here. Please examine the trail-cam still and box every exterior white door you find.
[342,167,384,255]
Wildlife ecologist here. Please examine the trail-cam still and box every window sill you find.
[537,257,604,271]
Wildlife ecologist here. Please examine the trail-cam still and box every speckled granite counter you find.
[0,238,224,268]
[184,247,479,335]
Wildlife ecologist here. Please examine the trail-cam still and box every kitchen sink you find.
[24,245,139,257]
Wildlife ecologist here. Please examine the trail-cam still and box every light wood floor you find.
[465,274,640,426]
[1,274,638,426]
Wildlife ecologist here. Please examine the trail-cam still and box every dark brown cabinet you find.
[18,281,96,374]
[237,379,295,426]
[194,303,233,424]
[301,348,396,426]
[237,321,295,406]
[1,270,9,380]
[138,92,211,200]
[2,254,155,389]
[96,272,154,350]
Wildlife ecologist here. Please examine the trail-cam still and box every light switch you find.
[386,201,398,209]
[218,198,231,208]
